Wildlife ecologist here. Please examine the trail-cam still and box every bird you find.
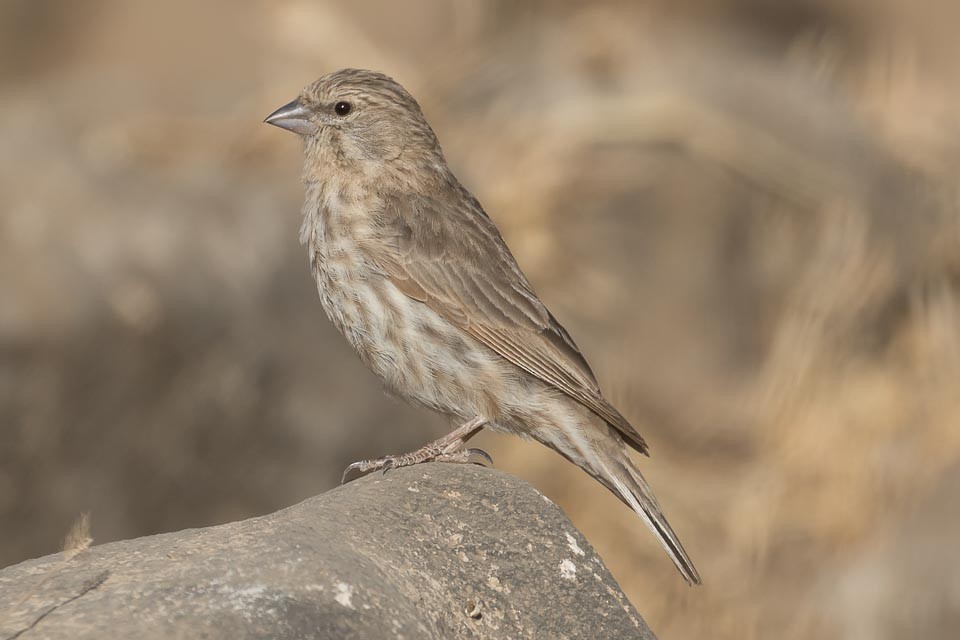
[265,68,701,585]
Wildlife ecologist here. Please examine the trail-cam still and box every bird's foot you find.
[340,447,493,484]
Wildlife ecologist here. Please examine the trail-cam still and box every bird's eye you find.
[334,101,352,116]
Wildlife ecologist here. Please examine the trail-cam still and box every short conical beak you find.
[264,98,315,135]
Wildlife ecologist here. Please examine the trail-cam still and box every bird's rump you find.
[377,187,650,455]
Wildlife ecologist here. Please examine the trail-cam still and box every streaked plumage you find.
[266,68,701,585]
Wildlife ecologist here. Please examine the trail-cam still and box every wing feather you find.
[378,189,649,455]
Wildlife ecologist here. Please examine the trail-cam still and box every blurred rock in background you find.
[1,1,958,638]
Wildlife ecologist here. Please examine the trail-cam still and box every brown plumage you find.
[265,68,701,585]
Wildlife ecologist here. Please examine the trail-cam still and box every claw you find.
[381,458,396,475]
[341,461,364,485]
[466,448,494,467]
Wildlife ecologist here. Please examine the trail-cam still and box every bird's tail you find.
[607,453,702,585]
[576,425,702,585]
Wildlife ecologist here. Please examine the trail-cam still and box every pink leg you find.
[340,416,490,484]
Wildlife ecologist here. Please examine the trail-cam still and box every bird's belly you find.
[313,259,504,419]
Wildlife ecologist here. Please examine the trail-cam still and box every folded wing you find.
[377,187,649,455]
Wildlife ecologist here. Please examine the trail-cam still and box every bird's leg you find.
[341,416,490,484]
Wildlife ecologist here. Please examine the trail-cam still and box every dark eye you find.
[334,101,352,116]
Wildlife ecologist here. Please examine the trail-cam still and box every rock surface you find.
[0,464,654,639]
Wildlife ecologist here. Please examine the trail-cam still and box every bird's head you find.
[265,69,444,174]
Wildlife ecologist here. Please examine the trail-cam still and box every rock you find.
[0,463,654,639]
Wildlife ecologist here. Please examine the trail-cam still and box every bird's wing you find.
[376,188,648,455]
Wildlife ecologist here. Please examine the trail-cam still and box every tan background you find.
[2,1,959,638]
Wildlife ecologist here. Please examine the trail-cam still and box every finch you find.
[265,69,701,585]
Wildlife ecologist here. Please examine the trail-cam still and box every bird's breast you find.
[306,201,380,343]
[302,198,509,419]
[306,195,418,373]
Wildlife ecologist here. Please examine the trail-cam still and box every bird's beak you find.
[264,98,315,135]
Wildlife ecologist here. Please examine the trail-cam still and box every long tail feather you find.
[538,409,702,584]
[607,457,702,585]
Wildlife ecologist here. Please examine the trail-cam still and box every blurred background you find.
[2,0,959,637]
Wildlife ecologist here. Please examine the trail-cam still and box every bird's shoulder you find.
[375,182,577,362]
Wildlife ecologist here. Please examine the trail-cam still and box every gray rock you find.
[0,464,654,639]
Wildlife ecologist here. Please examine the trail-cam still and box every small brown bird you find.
[265,69,701,585]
